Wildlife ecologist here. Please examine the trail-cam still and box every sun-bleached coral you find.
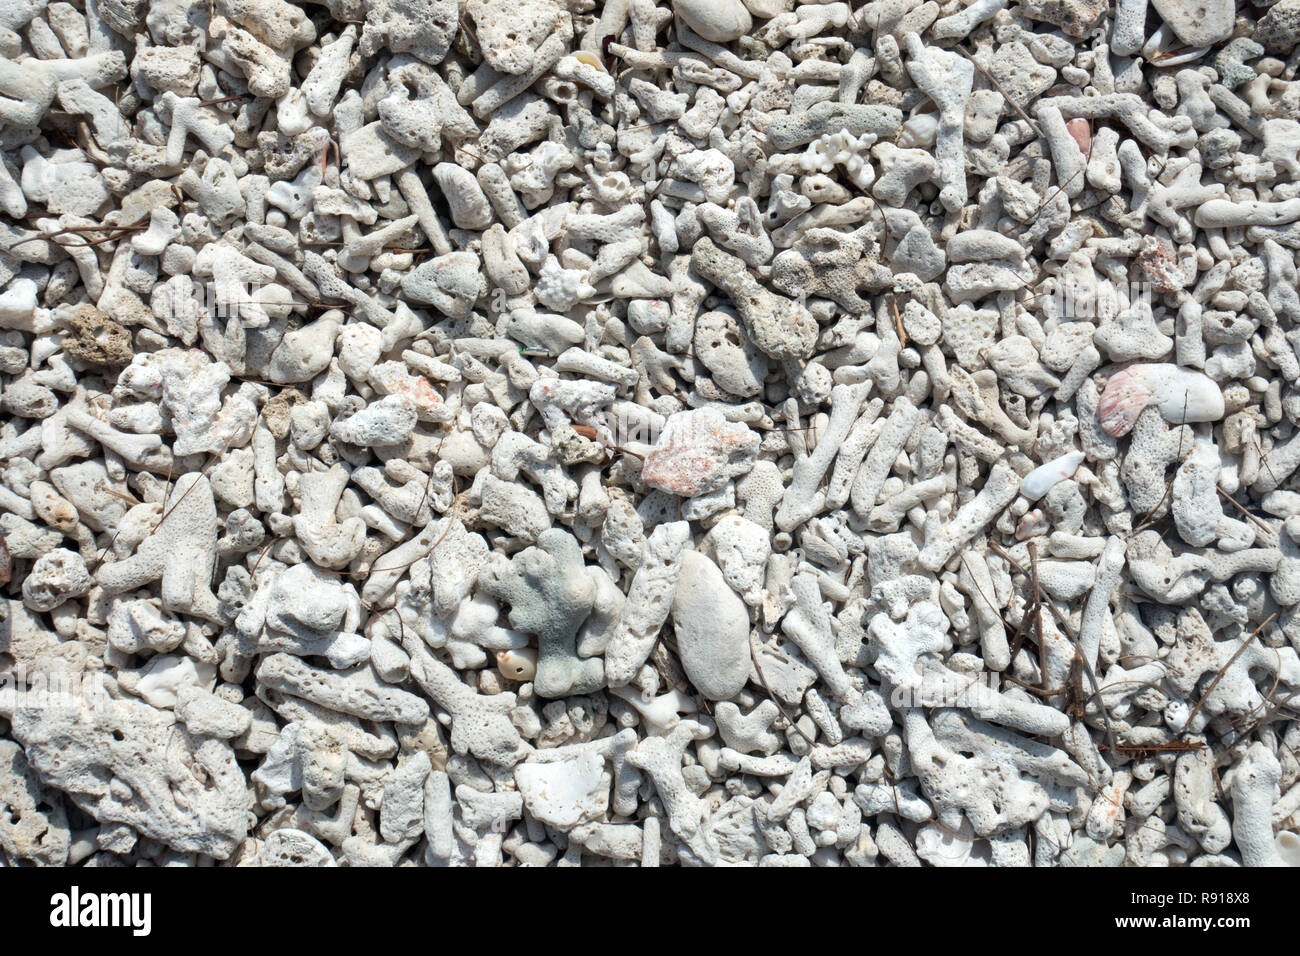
[0,0,1297,874]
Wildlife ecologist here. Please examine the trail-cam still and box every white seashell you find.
[1020,450,1085,500]
[1097,364,1225,437]
[496,647,538,682]
[609,685,697,733]
[741,0,790,16]
[1277,832,1300,867]
[915,820,988,866]
[1015,508,1049,540]
[898,112,940,149]
[673,0,753,41]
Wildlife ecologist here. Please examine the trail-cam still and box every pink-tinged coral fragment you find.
[640,407,759,498]
[1098,364,1225,437]
[1066,117,1091,156]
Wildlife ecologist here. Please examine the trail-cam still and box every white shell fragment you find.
[1,0,1298,874]
[1019,450,1085,501]
[514,751,608,829]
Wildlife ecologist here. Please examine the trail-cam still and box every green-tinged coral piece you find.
[478,528,604,698]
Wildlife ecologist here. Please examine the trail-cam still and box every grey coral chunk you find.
[479,528,604,698]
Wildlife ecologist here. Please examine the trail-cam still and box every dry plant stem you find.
[1183,611,1281,732]
[749,631,816,748]
[988,540,1118,754]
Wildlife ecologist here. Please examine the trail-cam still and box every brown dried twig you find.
[988,539,1118,754]
[1182,611,1280,732]
[748,632,816,748]
[957,47,1044,137]
[1217,487,1275,539]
